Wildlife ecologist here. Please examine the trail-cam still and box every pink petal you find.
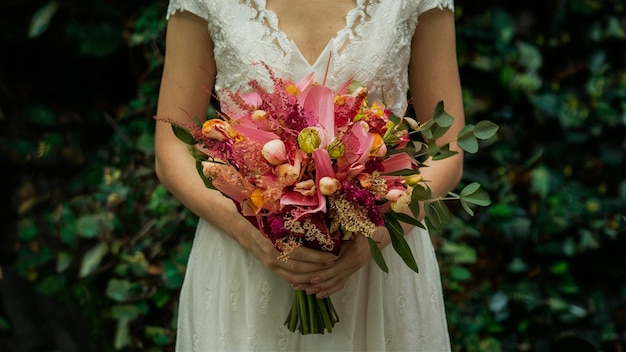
[382,153,417,173]
[280,192,318,208]
[231,121,281,145]
[300,85,335,146]
[289,149,335,219]
[240,92,262,107]
[343,121,374,165]
[295,72,315,92]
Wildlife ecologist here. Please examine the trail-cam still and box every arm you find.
[155,12,335,285]
[303,8,464,298]
[408,8,465,197]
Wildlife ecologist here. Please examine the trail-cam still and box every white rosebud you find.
[319,176,341,195]
[262,139,288,165]
[385,189,406,202]
[404,117,419,130]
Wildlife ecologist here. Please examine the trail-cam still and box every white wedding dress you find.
[166,0,454,351]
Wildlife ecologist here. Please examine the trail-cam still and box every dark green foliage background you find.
[1,1,624,351]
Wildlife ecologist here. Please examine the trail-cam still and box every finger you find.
[288,246,338,264]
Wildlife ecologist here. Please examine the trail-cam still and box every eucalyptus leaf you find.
[432,145,459,161]
[432,101,455,127]
[473,120,499,140]
[460,183,492,206]
[458,133,479,154]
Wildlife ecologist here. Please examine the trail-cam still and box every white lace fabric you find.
[165,0,454,350]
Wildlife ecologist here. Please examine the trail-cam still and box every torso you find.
[264,0,357,65]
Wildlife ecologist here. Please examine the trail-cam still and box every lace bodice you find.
[167,0,453,116]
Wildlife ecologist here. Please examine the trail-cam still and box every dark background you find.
[1,1,625,351]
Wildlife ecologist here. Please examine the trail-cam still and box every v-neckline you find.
[259,0,363,68]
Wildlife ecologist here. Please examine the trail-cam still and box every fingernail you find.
[311,276,322,284]
[306,288,318,295]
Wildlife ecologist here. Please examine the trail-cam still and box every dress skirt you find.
[175,218,451,351]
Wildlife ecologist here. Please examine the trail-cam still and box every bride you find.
[155,0,464,350]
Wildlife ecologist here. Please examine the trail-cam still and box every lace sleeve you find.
[416,0,454,17]
[166,0,209,20]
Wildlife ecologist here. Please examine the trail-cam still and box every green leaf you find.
[384,214,419,273]
[550,261,569,275]
[530,166,551,198]
[24,105,56,126]
[441,242,477,264]
[368,237,388,273]
[29,1,59,38]
[389,212,425,230]
[172,124,197,145]
[106,279,134,302]
[424,199,451,232]
[449,265,472,281]
[76,213,104,238]
[460,183,492,206]
[431,144,459,160]
[79,242,109,278]
[432,101,455,127]
[114,319,131,350]
[409,185,428,219]
[56,251,72,273]
[430,125,451,141]
[473,120,499,140]
[458,131,479,154]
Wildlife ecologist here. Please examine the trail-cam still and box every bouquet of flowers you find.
[166,63,497,334]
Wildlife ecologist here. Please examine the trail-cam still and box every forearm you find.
[154,131,271,257]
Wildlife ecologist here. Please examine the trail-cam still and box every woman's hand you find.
[293,231,385,298]
[249,231,339,287]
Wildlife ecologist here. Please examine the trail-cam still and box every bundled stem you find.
[284,290,339,334]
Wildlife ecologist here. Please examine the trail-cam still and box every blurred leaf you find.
[114,318,131,350]
[449,265,472,282]
[79,243,109,278]
[530,166,551,198]
[29,1,59,38]
[441,241,477,264]
[516,41,543,71]
[106,278,134,302]
[76,213,112,238]
[507,257,528,273]
[550,261,569,275]
[24,105,56,126]
[66,21,123,57]
[56,251,72,273]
